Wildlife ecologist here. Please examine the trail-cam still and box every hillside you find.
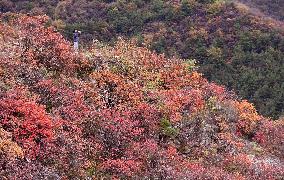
[237,0,284,21]
[0,13,283,179]
[1,0,284,119]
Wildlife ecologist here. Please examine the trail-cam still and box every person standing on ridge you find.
[73,29,81,52]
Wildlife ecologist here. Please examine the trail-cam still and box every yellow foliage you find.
[0,66,5,76]
[206,0,225,15]
[235,100,261,134]
[0,128,24,159]
[207,46,223,59]
[52,19,66,30]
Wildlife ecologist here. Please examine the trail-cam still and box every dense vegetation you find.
[0,13,283,179]
[1,0,283,119]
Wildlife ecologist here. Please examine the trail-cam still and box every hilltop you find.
[0,13,283,179]
[1,0,284,119]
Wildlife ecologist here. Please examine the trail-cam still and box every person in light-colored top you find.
[73,29,81,52]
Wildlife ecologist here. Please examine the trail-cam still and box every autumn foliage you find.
[2,0,284,120]
[0,88,53,159]
[0,13,283,179]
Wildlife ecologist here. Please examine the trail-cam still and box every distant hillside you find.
[1,0,284,119]
[0,13,283,179]
[237,0,284,21]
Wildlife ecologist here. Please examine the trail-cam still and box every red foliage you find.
[0,88,53,159]
[6,14,78,73]
[157,89,205,122]
[90,70,143,108]
[0,13,283,179]
[254,119,284,157]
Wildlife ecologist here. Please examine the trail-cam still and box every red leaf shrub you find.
[0,88,53,159]
[0,13,283,179]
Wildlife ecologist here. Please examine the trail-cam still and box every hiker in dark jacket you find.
[73,29,81,51]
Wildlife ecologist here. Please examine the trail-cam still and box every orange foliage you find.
[235,100,261,136]
[0,13,282,179]
[0,128,24,159]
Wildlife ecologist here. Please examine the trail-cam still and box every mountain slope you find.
[0,13,283,179]
[237,0,284,21]
[1,0,284,119]
[234,0,284,29]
